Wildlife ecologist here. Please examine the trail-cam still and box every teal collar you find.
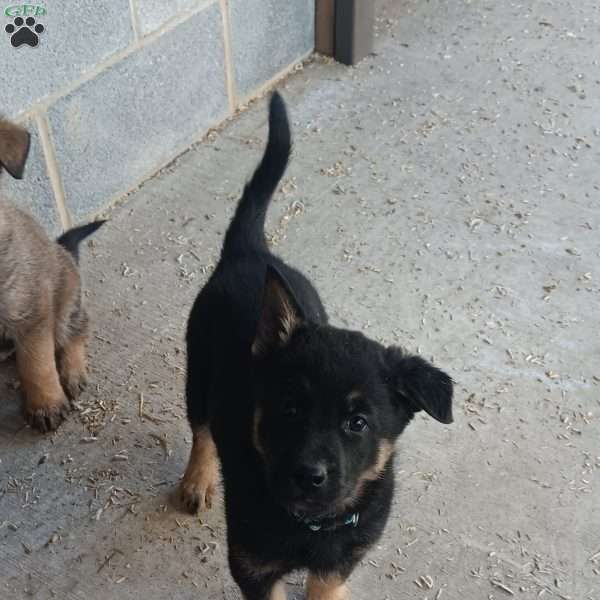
[296,511,360,532]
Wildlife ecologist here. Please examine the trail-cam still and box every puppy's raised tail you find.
[57,220,106,263]
[222,91,291,258]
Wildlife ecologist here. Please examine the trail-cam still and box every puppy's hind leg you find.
[56,276,90,402]
[16,322,70,432]
[178,325,219,513]
[57,333,89,402]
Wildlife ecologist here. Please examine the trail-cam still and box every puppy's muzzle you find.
[293,462,328,491]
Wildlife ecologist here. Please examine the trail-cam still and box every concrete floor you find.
[1,0,599,598]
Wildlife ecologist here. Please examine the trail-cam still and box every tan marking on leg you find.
[16,326,69,433]
[231,546,287,600]
[306,573,348,600]
[58,334,88,401]
[178,425,219,513]
[253,405,265,456]
[270,580,287,600]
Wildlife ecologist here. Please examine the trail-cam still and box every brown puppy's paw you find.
[59,366,88,402]
[25,396,70,433]
[57,336,89,402]
[177,474,217,513]
[15,327,70,433]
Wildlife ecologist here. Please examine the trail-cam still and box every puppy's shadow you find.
[0,356,31,440]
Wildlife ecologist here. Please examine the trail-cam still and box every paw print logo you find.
[5,16,45,48]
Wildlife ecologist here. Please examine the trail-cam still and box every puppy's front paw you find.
[176,426,219,513]
[25,395,70,433]
[177,471,217,513]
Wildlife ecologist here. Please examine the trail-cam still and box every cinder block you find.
[134,0,210,36]
[47,2,228,221]
[0,1,133,116]
[228,0,314,97]
[1,117,62,234]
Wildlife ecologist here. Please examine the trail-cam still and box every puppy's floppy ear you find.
[385,347,453,424]
[0,118,31,179]
[252,265,304,357]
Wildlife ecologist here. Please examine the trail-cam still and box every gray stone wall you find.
[0,0,314,233]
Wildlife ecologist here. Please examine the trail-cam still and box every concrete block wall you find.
[0,0,315,233]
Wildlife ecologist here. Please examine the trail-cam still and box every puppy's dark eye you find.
[347,415,368,433]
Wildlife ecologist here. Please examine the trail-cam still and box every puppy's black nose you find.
[294,463,328,490]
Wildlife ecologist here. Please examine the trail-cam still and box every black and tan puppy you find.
[0,117,104,432]
[179,93,453,600]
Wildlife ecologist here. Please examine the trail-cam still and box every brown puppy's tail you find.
[57,220,106,263]
[221,91,291,258]
[0,117,31,179]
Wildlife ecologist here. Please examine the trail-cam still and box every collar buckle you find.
[302,511,360,532]
[344,512,360,527]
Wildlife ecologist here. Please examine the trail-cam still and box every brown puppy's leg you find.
[178,425,219,513]
[306,573,349,600]
[16,326,69,432]
[57,334,88,401]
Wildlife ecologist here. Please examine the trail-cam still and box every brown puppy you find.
[0,116,104,432]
